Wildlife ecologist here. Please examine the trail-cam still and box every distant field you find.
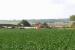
[0,29,75,50]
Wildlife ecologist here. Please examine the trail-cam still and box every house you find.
[34,22,43,29]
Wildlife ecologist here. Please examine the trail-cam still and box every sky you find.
[0,0,75,20]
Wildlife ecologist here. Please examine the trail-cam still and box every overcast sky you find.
[0,0,75,20]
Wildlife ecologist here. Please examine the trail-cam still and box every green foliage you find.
[0,29,75,50]
[70,15,75,21]
[70,15,75,27]
[43,22,49,28]
[43,22,48,26]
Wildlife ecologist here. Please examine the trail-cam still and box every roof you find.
[0,20,20,25]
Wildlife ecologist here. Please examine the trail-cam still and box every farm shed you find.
[0,20,20,28]
[48,22,68,28]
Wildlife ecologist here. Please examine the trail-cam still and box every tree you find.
[70,15,75,21]
[43,22,50,28]
[70,15,75,27]
[18,20,31,27]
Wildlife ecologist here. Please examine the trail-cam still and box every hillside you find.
[0,18,69,24]
[27,18,70,24]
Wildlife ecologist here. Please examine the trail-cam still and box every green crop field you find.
[0,28,75,50]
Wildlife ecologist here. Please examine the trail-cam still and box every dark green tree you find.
[70,15,75,21]
[43,22,49,28]
[70,15,75,27]
[18,20,31,27]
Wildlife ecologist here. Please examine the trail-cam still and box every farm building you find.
[34,22,43,29]
[48,22,68,28]
[0,20,34,29]
[0,20,19,28]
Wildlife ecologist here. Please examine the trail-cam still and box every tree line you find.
[18,15,75,28]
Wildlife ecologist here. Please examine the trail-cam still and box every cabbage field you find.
[0,28,75,50]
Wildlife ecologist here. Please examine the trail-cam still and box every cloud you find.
[0,0,75,20]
